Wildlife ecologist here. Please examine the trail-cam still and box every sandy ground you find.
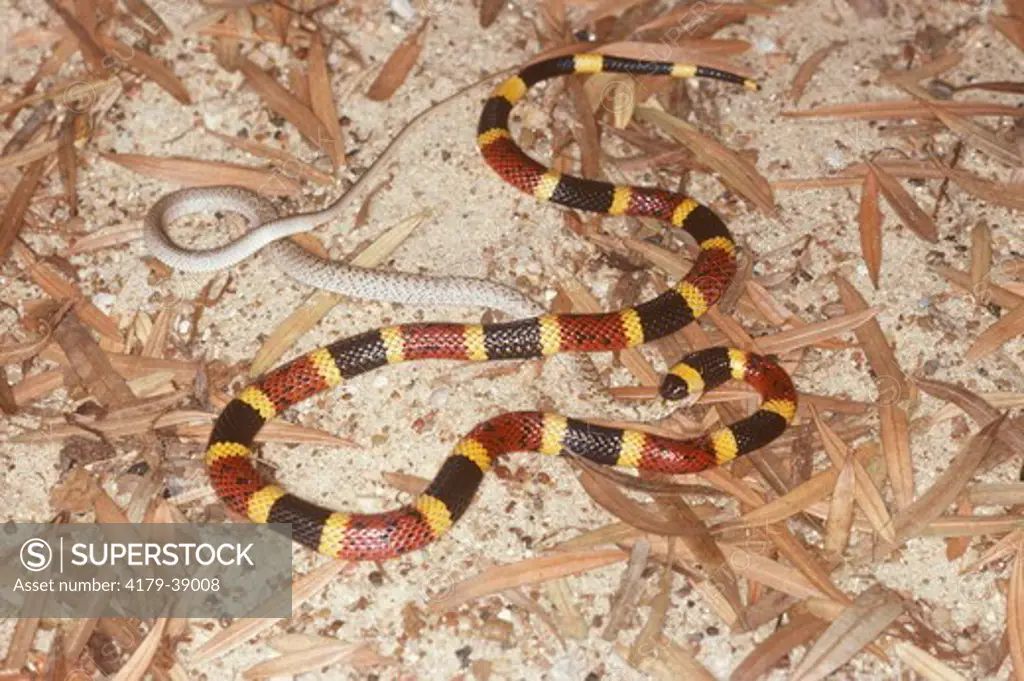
[1,0,1023,678]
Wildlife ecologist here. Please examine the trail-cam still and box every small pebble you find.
[429,386,450,409]
[373,375,388,388]
[389,0,417,19]
[754,37,778,54]
[176,318,191,335]
[92,293,116,314]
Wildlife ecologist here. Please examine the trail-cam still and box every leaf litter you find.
[1,0,1023,679]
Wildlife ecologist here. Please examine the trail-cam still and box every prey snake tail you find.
[204,54,796,561]
[144,187,541,318]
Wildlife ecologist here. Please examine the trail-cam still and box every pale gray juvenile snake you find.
[143,185,542,318]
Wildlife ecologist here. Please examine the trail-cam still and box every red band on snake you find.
[204,54,794,561]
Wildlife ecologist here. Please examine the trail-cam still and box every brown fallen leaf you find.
[479,0,505,26]
[834,274,906,401]
[427,549,627,612]
[879,402,914,510]
[716,443,878,531]
[888,416,1004,549]
[789,41,845,103]
[0,158,46,264]
[54,312,134,408]
[858,167,882,288]
[96,34,191,104]
[367,19,429,101]
[782,100,1024,121]
[868,160,938,243]
[1010,551,1024,681]
[992,14,1024,52]
[101,153,301,196]
[965,304,1024,362]
[192,559,349,663]
[729,609,829,681]
[971,222,993,305]
[791,586,903,681]
[823,457,856,559]
[634,105,776,216]
[238,57,338,158]
[307,31,345,168]
[203,128,335,186]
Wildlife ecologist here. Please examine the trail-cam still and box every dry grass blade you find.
[878,402,914,510]
[888,416,1003,547]
[0,159,46,264]
[915,378,1024,459]
[835,274,905,399]
[791,587,903,681]
[1010,551,1024,681]
[890,641,968,681]
[965,304,1024,362]
[427,549,626,612]
[193,559,348,662]
[367,19,429,101]
[101,153,301,196]
[789,41,844,103]
[971,223,993,304]
[307,32,345,168]
[868,160,938,243]
[729,610,829,681]
[633,105,776,215]
[250,210,431,375]
[756,307,878,355]
[858,167,882,288]
[810,406,895,542]
[630,544,675,664]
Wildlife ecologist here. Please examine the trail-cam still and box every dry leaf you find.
[367,20,429,101]
[102,153,301,196]
[238,57,338,156]
[858,167,882,288]
[868,160,938,243]
[791,587,903,681]
[427,549,626,612]
[634,105,776,216]
[307,32,345,168]
[966,305,1024,362]
[790,42,844,103]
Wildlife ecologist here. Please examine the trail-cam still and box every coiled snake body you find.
[204,54,797,561]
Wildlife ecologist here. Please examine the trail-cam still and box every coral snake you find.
[204,54,797,561]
